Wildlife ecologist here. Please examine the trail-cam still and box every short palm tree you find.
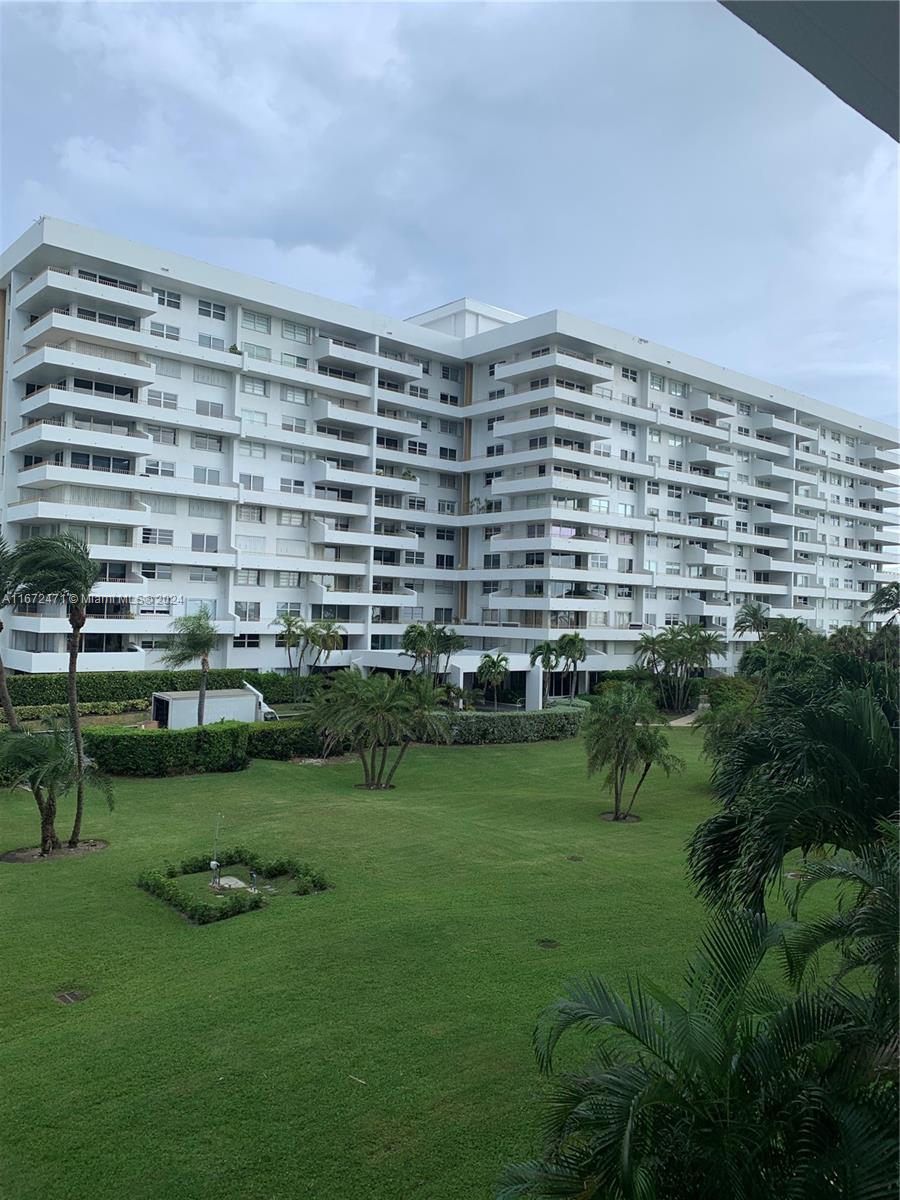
[160,605,219,726]
[400,621,432,674]
[497,910,895,1200]
[0,721,113,855]
[556,631,587,699]
[269,612,310,694]
[733,600,770,640]
[477,652,509,710]
[11,533,101,845]
[583,682,683,820]
[529,640,560,708]
[0,536,22,732]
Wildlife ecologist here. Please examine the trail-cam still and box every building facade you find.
[1,219,897,698]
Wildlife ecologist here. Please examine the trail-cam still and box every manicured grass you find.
[0,730,712,1199]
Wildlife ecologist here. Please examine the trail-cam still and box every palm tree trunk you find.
[368,743,379,789]
[624,761,652,818]
[493,683,498,711]
[198,655,208,726]
[375,741,390,788]
[0,645,21,732]
[384,740,409,788]
[41,786,60,854]
[67,616,86,848]
[356,749,371,787]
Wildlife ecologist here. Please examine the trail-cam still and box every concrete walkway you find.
[667,711,701,727]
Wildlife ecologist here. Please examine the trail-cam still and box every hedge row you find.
[173,846,329,895]
[5,669,295,707]
[83,721,250,776]
[705,676,757,710]
[138,869,264,924]
[0,699,150,726]
[246,720,325,760]
[445,706,586,745]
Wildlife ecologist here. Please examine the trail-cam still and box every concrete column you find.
[525,665,543,711]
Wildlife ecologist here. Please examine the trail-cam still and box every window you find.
[233,634,260,649]
[669,380,687,398]
[280,447,305,465]
[242,309,271,333]
[281,352,307,369]
[142,527,173,545]
[241,376,269,397]
[237,504,264,523]
[439,393,459,407]
[150,321,179,341]
[649,372,664,391]
[243,342,271,362]
[620,421,637,435]
[153,288,181,309]
[483,553,501,569]
[405,550,425,566]
[240,474,264,491]
[282,319,310,343]
[146,388,177,410]
[191,432,223,452]
[437,499,456,515]
[193,467,220,485]
[488,388,506,400]
[239,440,266,459]
[277,510,304,526]
[407,440,427,456]
[436,554,455,569]
[440,420,460,436]
[199,298,226,320]
[621,366,638,382]
[190,565,218,582]
[435,527,455,541]
[441,364,461,382]
[194,365,228,388]
[234,601,261,621]
[283,385,309,405]
[146,424,176,446]
[192,533,218,553]
[147,355,181,378]
[145,459,175,477]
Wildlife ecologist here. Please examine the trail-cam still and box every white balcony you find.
[15,267,158,317]
[11,343,156,388]
[493,351,615,385]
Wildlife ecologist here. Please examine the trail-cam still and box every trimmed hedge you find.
[0,699,150,726]
[705,676,757,710]
[138,846,329,924]
[246,720,325,761]
[5,669,295,707]
[445,706,586,745]
[83,721,250,777]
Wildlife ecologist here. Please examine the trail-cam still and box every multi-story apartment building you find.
[1,219,896,703]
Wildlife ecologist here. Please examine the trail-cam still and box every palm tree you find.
[308,619,346,670]
[583,682,683,820]
[733,600,770,641]
[529,640,560,708]
[827,624,871,661]
[688,670,897,912]
[400,621,432,674]
[636,624,725,712]
[160,605,219,726]
[477,652,510,710]
[556,631,587,699]
[269,612,309,695]
[497,910,895,1200]
[863,579,899,625]
[0,537,22,732]
[312,669,448,789]
[0,721,113,855]
[434,625,466,680]
[11,533,101,846]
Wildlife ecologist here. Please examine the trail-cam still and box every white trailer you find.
[150,684,277,730]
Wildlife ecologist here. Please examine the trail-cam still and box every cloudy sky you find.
[1,1,896,423]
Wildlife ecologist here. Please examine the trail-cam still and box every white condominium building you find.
[0,219,896,699]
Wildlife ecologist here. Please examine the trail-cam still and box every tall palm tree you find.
[636,624,724,712]
[12,534,100,846]
[497,910,895,1200]
[400,621,432,674]
[556,631,587,699]
[308,619,345,670]
[733,599,769,641]
[583,682,683,820]
[160,605,219,726]
[269,611,310,694]
[863,579,899,625]
[529,640,560,708]
[827,624,871,661]
[0,537,22,732]
[477,651,510,710]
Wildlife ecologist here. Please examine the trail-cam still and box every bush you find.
[83,721,250,776]
[445,706,585,745]
[0,699,150,726]
[137,868,265,924]
[705,676,757,710]
[5,669,294,707]
[246,720,325,760]
[175,846,330,895]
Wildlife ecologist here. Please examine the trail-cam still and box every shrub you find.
[0,699,150,726]
[5,669,294,707]
[705,676,757,710]
[83,721,250,776]
[245,720,325,761]
[445,706,585,745]
[138,848,329,923]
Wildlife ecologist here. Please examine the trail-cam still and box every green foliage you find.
[3,669,296,707]
[0,699,150,726]
[704,675,757,710]
[245,720,325,761]
[175,847,329,893]
[445,707,585,745]
[635,624,726,712]
[137,868,265,924]
[84,721,250,777]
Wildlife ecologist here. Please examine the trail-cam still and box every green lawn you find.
[0,730,713,1200]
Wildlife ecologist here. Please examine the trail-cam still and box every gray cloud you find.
[2,0,896,422]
